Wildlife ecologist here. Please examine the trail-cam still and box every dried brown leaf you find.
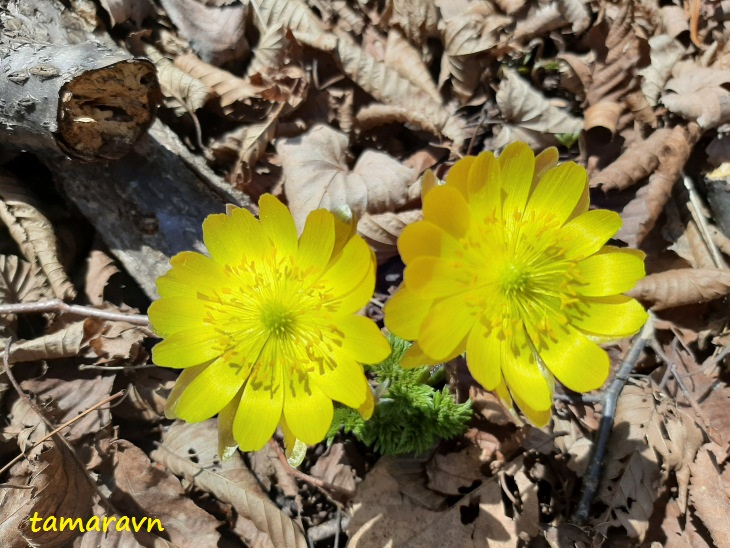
[151,420,307,548]
[108,439,222,546]
[689,446,730,547]
[497,68,583,135]
[381,0,439,45]
[552,415,593,476]
[278,124,413,229]
[385,29,441,103]
[252,0,324,35]
[84,248,120,306]
[595,380,662,539]
[355,103,443,137]
[334,34,464,142]
[358,209,422,264]
[627,268,730,310]
[310,442,358,493]
[0,443,95,547]
[0,254,44,330]
[590,127,674,191]
[174,53,271,119]
[158,0,249,65]
[509,3,565,45]
[110,366,176,423]
[662,67,730,128]
[98,0,155,26]
[6,320,87,363]
[246,25,292,80]
[660,5,690,38]
[228,113,281,187]
[145,46,211,116]
[639,35,686,106]
[584,4,646,130]
[0,171,75,300]
[348,454,523,547]
[616,124,695,246]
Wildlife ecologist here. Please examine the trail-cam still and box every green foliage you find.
[326,333,472,456]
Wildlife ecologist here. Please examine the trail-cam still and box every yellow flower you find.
[384,143,647,425]
[149,195,391,453]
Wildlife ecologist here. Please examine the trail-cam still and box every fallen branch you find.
[0,299,149,327]
[571,316,654,524]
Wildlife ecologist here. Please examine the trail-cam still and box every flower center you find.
[499,262,531,297]
[259,300,296,338]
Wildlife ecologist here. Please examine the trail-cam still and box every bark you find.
[0,0,159,161]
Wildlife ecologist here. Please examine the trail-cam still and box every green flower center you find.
[260,300,296,338]
[499,262,531,297]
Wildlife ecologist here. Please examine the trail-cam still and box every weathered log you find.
[0,0,159,161]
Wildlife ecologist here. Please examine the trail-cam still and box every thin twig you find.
[571,317,654,524]
[683,174,728,269]
[0,299,149,326]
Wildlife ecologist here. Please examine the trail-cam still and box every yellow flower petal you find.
[404,257,473,299]
[337,314,391,364]
[218,389,242,459]
[465,320,502,390]
[233,364,284,452]
[467,151,501,219]
[400,341,455,368]
[536,325,609,393]
[500,333,553,412]
[298,209,335,274]
[320,235,371,300]
[283,376,333,445]
[510,389,551,427]
[202,207,265,266]
[569,295,648,338]
[259,194,298,256]
[561,210,622,260]
[165,362,207,419]
[358,385,375,420]
[423,185,470,238]
[398,221,458,265]
[148,297,207,337]
[533,147,559,182]
[418,292,479,361]
[156,251,226,299]
[314,353,369,409]
[525,162,587,226]
[172,356,245,422]
[383,286,432,340]
[574,248,646,296]
[498,142,535,216]
[444,155,475,197]
[329,252,376,314]
[152,328,223,368]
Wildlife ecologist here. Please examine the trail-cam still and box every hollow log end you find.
[56,59,160,161]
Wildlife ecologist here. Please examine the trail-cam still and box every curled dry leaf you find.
[6,320,87,363]
[494,68,583,149]
[355,103,444,138]
[689,446,730,547]
[246,25,293,80]
[278,124,413,229]
[251,0,325,36]
[144,46,210,116]
[358,209,422,263]
[584,4,645,131]
[617,124,696,247]
[150,420,307,548]
[84,247,120,306]
[0,171,75,300]
[627,268,730,310]
[227,115,281,187]
[0,254,44,329]
[638,34,686,106]
[590,127,674,191]
[174,53,272,120]
[662,67,730,128]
